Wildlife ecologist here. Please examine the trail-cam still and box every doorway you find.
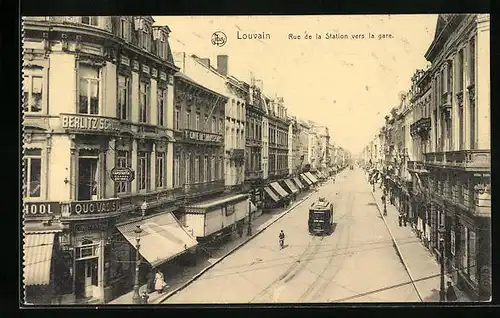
[78,156,99,201]
[75,258,98,299]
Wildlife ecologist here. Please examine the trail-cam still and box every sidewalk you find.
[371,185,472,302]
[109,189,316,305]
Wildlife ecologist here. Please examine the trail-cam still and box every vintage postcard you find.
[21,14,491,305]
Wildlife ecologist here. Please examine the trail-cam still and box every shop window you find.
[118,74,130,120]
[23,149,42,198]
[157,87,167,126]
[137,151,150,191]
[174,154,180,187]
[460,225,468,275]
[139,81,150,123]
[116,150,131,194]
[78,151,99,201]
[156,152,165,188]
[23,73,43,113]
[81,16,99,26]
[78,65,100,115]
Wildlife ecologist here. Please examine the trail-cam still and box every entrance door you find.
[78,157,99,201]
[75,258,98,298]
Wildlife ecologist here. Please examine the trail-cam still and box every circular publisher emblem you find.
[211,31,227,47]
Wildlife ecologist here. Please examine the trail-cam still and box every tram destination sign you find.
[111,167,135,182]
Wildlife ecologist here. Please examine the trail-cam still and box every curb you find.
[156,188,319,303]
[370,190,424,302]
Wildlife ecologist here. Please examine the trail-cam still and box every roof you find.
[174,71,227,99]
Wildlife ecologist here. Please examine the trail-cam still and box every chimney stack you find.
[217,55,228,76]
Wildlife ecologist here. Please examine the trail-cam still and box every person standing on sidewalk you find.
[446,281,458,302]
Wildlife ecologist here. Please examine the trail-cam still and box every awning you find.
[24,231,58,286]
[185,194,248,213]
[284,179,299,194]
[264,186,280,202]
[116,212,198,268]
[315,171,325,179]
[305,172,319,184]
[270,182,290,198]
[300,173,313,185]
[293,177,305,189]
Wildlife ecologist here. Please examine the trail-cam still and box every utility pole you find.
[132,225,143,304]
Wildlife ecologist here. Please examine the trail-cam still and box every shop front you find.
[300,173,313,188]
[305,172,319,185]
[263,186,282,210]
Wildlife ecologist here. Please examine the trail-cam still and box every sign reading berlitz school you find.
[60,114,121,133]
[184,130,222,143]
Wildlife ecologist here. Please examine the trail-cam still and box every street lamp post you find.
[439,225,446,302]
[247,196,253,236]
[132,225,143,304]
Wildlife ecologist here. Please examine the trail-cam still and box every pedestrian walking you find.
[398,213,403,227]
[154,268,168,293]
[446,281,458,302]
[146,269,155,293]
[141,291,149,304]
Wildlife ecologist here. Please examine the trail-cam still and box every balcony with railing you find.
[176,129,223,145]
[119,187,185,213]
[424,150,490,171]
[228,148,245,161]
[246,138,262,147]
[183,179,225,198]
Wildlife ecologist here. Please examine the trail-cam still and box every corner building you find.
[23,16,179,304]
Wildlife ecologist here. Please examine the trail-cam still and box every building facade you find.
[23,16,179,304]
[361,13,491,301]
[266,97,290,180]
[422,14,490,300]
[244,80,266,205]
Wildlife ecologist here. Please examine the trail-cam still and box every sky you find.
[153,15,438,155]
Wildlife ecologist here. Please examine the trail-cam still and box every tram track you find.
[298,190,354,302]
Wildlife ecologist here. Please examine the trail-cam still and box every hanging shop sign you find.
[23,201,62,216]
[62,199,120,217]
[60,114,121,133]
[110,167,135,182]
[184,130,222,143]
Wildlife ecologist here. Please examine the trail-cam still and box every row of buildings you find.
[22,16,349,304]
[360,14,490,301]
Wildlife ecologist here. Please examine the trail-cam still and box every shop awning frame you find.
[264,186,280,202]
[300,173,313,185]
[24,231,59,286]
[283,179,299,194]
[305,172,319,184]
[270,182,290,198]
[116,211,198,268]
[185,193,248,213]
[293,177,305,189]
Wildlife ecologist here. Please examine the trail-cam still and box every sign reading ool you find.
[24,202,62,216]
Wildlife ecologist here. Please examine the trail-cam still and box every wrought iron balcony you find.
[183,179,225,198]
[245,138,262,147]
[229,148,245,160]
[407,160,426,172]
[424,150,490,172]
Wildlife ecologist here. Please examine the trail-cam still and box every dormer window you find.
[120,17,132,42]
[82,16,99,26]
[141,24,151,52]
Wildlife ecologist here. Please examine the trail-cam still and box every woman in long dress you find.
[154,268,167,293]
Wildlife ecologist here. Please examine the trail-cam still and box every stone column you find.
[106,138,116,198]
[151,142,157,191]
[131,140,138,193]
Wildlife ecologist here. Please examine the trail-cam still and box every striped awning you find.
[284,179,299,194]
[270,182,290,198]
[305,172,319,184]
[293,177,305,189]
[264,186,280,202]
[24,232,58,286]
[116,212,198,268]
[300,173,313,185]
